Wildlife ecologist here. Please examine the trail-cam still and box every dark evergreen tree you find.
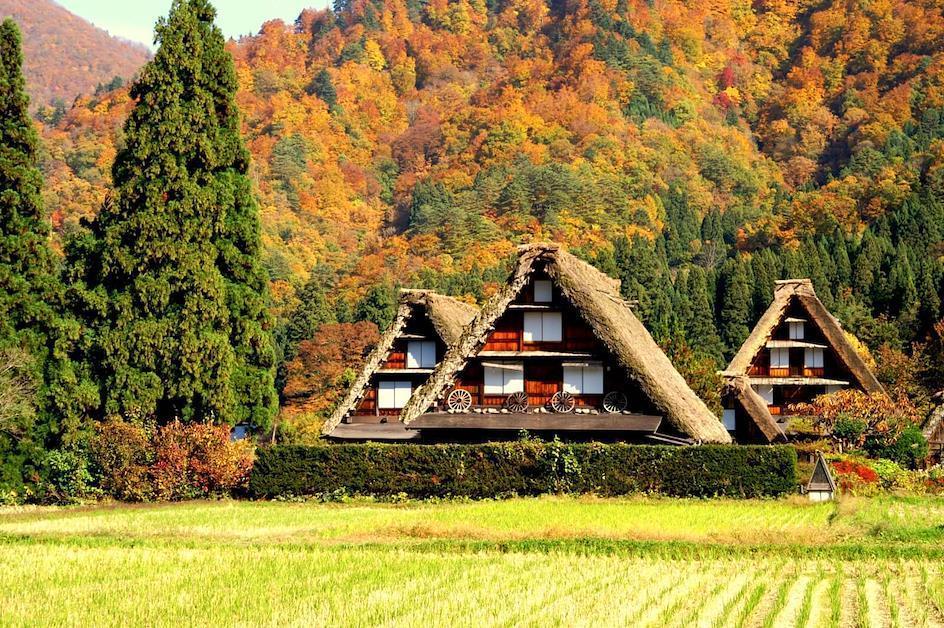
[662,184,699,265]
[830,231,852,287]
[917,262,941,338]
[749,249,776,320]
[354,283,397,330]
[852,231,884,305]
[684,267,724,363]
[67,1,276,427]
[0,19,91,490]
[802,239,832,308]
[700,207,723,244]
[718,257,752,358]
[307,68,337,107]
[780,246,806,280]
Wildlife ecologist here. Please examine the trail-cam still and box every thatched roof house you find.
[722,376,788,443]
[400,243,731,443]
[322,290,478,438]
[721,279,883,442]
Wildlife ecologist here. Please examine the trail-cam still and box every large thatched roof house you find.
[323,290,478,440]
[398,243,731,443]
[721,279,884,442]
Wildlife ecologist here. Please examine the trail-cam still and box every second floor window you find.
[789,321,805,340]
[407,341,436,368]
[523,311,562,342]
[804,348,824,368]
[770,348,790,369]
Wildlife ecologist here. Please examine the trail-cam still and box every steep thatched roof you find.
[724,376,787,443]
[400,243,732,443]
[923,392,944,443]
[322,290,478,435]
[723,279,884,394]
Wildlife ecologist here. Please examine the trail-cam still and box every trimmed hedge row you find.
[249,442,798,499]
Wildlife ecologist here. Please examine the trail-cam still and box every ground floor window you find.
[483,362,524,395]
[562,362,604,395]
[378,380,412,408]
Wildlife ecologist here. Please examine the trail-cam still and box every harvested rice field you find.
[2,496,943,626]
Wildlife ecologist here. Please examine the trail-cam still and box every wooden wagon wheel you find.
[504,391,529,413]
[602,391,628,413]
[446,388,472,413]
[550,391,575,413]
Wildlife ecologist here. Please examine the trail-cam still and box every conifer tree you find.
[0,19,91,489]
[917,262,941,337]
[718,258,753,358]
[354,283,397,330]
[749,250,776,320]
[68,1,276,427]
[684,267,724,363]
[830,231,852,287]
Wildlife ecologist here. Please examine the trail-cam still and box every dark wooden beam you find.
[408,412,663,432]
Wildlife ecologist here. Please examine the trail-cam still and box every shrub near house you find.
[249,443,798,499]
[90,420,254,501]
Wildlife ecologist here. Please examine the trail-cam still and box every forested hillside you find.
[0,0,149,108]
[37,0,944,417]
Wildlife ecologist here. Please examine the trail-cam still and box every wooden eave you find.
[476,350,596,359]
[748,376,850,386]
[326,422,421,441]
[765,340,829,349]
[407,412,663,432]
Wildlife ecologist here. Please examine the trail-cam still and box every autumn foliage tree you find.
[282,321,380,412]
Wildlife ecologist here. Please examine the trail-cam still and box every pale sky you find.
[57,0,327,49]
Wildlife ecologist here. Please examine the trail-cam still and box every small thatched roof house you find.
[399,243,731,443]
[322,290,478,439]
[722,376,788,443]
[721,279,883,442]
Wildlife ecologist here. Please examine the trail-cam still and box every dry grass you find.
[2,495,943,625]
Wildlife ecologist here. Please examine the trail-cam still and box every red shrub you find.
[151,421,255,501]
[90,419,254,501]
[833,460,879,484]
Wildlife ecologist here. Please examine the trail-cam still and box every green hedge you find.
[249,442,797,499]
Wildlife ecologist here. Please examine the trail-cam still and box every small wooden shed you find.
[806,452,836,501]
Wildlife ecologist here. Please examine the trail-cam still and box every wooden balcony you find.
[755,366,825,378]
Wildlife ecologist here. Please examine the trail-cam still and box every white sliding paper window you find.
[406,341,436,368]
[562,363,604,395]
[533,280,553,303]
[523,312,562,342]
[753,384,774,405]
[722,409,737,431]
[804,348,824,368]
[483,362,524,395]
[789,322,805,340]
[378,381,412,408]
[770,348,790,369]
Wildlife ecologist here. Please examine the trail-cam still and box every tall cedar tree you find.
[68,1,276,428]
[0,19,90,489]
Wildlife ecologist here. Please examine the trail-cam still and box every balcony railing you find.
[751,366,825,378]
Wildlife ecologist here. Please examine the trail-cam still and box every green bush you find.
[865,425,929,470]
[249,443,797,499]
[42,449,98,503]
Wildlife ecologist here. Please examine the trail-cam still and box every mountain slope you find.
[36,0,944,363]
[0,0,149,107]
